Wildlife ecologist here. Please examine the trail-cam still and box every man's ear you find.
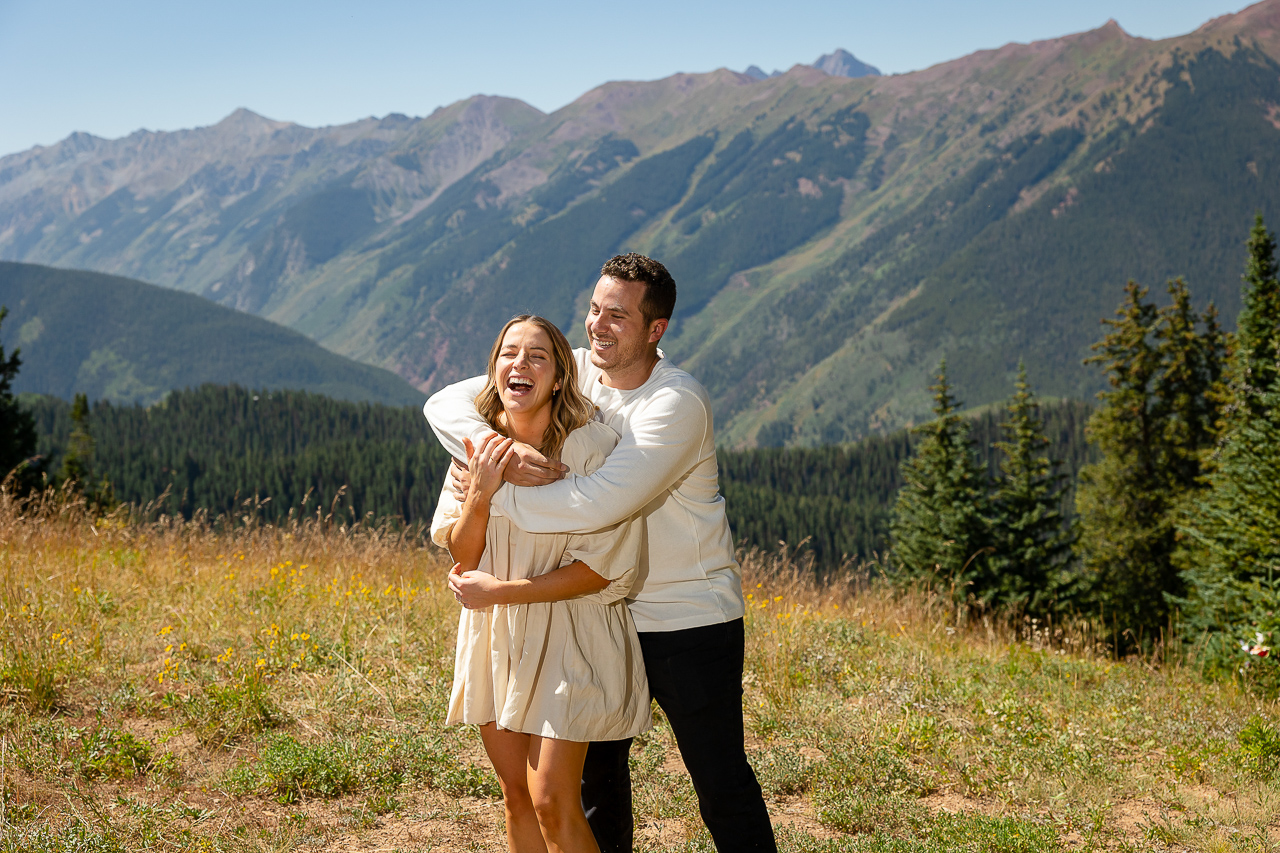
[648,318,669,344]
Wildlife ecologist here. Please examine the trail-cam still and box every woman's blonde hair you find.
[475,315,596,458]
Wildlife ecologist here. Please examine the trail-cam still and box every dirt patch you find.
[315,791,505,852]
[919,790,993,816]
[770,795,839,839]
[637,817,694,846]
[661,748,687,776]
[1110,797,1164,838]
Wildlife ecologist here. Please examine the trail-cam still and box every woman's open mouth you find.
[506,376,534,396]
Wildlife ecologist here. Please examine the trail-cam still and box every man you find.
[424,253,777,851]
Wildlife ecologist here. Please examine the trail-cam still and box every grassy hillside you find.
[0,263,425,406]
[3,496,1280,851]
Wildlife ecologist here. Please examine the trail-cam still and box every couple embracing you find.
[424,254,777,852]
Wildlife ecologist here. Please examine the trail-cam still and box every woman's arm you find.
[444,434,515,571]
[449,560,609,608]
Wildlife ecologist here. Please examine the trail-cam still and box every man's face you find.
[584,276,662,380]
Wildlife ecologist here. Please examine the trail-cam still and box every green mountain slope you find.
[0,263,424,406]
[2,2,1278,443]
[687,43,1280,445]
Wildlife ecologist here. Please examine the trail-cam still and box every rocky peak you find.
[743,65,781,81]
[212,108,292,136]
[742,48,879,82]
[812,49,881,78]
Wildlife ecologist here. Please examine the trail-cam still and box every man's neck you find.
[601,349,661,390]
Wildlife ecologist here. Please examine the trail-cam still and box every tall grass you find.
[1,488,1279,852]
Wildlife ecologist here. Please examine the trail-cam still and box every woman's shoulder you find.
[561,419,619,476]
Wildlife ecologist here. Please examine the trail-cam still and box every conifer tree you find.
[0,307,37,485]
[986,361,1074,614]
[890,360,991,598]
[62,393,95,485]
[1179,215,1280,672]
[1229,214,1280,417]
[1076,278,1223,642]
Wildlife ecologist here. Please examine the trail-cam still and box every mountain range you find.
[1,4,1277,446]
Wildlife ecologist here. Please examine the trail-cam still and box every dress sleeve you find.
[565,516,643,605]
[558,421,642,604]
[429,478,462,550]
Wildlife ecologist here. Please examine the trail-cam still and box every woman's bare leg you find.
[480,723,547,853]
[526,735,599,853]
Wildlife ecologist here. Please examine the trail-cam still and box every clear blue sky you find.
[0,0,1254,158]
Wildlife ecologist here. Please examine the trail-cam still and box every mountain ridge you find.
[2,1,1278,445]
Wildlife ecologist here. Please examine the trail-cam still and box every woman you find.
[430,315,649,853]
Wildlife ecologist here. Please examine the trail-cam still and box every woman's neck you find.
[499,407,552,451]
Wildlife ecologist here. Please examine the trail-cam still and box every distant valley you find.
[1,7,1278,445]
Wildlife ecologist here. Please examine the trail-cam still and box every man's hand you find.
[449,563,508,609]
[504,441,569,486]
[452,433,568,499]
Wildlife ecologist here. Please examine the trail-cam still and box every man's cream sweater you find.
[423,349,745,633]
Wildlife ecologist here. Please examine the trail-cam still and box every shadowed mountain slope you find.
[0,263,424,406]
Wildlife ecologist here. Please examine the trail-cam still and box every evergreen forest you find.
[14,383,1090,564]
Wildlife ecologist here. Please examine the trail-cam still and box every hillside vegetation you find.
[0,263,424,406]
[24,386,447,522]
[2,3,1277,443]
[2,495,1279,852]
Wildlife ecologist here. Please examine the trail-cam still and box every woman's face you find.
[495,322,561,416]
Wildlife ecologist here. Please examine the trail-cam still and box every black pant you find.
[582,618,777,852]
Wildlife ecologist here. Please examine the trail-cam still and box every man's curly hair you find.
[600,253,677,325]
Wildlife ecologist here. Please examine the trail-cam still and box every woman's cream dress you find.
[430,420,651,741]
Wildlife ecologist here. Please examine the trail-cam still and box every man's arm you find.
[423,376,488,461]
[494,385,709,535]
[424,376,567,486]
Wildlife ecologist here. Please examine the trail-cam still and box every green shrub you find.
[74,727,153,780]
[178,674,280,747]
[1236,716,1280,779]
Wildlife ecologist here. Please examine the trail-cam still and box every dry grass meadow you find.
[3,489,1280,852]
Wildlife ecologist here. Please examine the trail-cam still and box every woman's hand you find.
[450,441,568,501]
[450,563,509,609]
[464,433,515,504]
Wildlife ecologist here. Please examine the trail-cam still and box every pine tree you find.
[1176,383,1280,678]
[1076,279,1223,643]
[1156,278,1224,480]
[986,361,1074,614]
[1229,214,1280,418]
[62,393,95,485]
[890,360,991,599]
[1179,215,1280,675]
[0,307,38,486]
